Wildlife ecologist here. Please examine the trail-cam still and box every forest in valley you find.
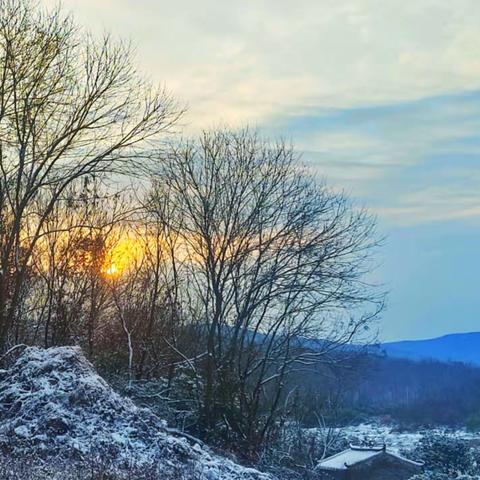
[289,352,480,429]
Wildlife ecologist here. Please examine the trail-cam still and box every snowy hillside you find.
[0,346,274,480]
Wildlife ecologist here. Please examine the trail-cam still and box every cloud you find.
[44,0,480,127]
[376,191,480,226]
[264,91,480,225]
[41,0,480,228]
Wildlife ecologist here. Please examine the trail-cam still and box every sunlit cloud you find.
[42,0,480,229]
[44,0,480,128]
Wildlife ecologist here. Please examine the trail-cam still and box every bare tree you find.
[26,178,133,351]
[0,0,182,350]
[132,214,183,380]
[149,129,383,454]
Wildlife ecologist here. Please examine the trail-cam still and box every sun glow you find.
[104,263,118,276]
[102,237,144,277]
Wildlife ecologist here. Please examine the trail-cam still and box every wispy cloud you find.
[44,0,480,227]
[46,0,480,127]
[376,189,480,225]
[263,91,480,226]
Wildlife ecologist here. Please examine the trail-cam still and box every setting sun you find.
[102,237,144,277]
[104,263,118,276]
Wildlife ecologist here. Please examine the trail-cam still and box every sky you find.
[44,0,480,341]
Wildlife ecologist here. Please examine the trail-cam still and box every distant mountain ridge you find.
[380,331,480,366]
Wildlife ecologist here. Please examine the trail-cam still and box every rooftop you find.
[317,445,424,471]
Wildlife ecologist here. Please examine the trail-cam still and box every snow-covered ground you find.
[306,423,480,454]
[0,346,274,480]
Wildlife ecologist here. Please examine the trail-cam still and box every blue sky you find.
[46,0,480,340]
[264,91,480,340]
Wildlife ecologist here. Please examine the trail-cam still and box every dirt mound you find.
[0,346,272,480]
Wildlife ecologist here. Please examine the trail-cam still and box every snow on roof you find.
[317,445,423,471]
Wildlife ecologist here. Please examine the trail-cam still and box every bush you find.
[408,434,480,477]
[410,474,451,480]
[259,422,349,474]
[411,475,479,480]
[0,455,165,480]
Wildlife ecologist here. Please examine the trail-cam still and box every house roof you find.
[316,445,424,471]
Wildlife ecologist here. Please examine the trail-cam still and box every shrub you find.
[408,434,480,477]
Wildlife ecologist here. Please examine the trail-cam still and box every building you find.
[316,445,423,480]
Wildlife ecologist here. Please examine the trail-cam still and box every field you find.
[307,423,480,454]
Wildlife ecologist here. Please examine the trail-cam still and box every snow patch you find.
[0,346,273,480]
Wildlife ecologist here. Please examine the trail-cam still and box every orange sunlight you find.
[102,237,144,278]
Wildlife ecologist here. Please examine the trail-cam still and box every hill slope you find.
[0,346,273,480]
[381,332,480,366]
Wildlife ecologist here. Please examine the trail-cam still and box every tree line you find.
[344,355,480,427]
[0,0,383,458]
